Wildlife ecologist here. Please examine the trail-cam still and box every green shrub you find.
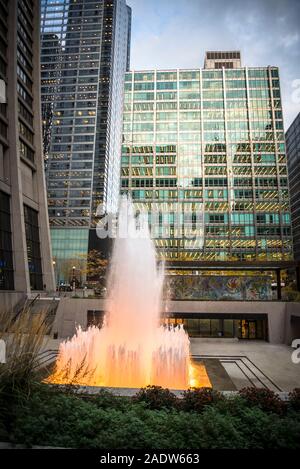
[8,389,300,449]
[86,389,131,411]
[180,387,224,413]
[238,387,286,415]
[201,402,300,449]
[289,388,300,411]
[133,385,179,410]
[2,385,300,449]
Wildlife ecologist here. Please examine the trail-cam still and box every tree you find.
[82,249,108,285]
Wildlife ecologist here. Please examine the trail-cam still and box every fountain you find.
[48,197,210,389]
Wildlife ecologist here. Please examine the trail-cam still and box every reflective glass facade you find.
[121,66,293,261]
[0,191,14,290]
[286,112,300,261]
[40,0,131,279]
[24,205,43,290]
[164,317,267,340]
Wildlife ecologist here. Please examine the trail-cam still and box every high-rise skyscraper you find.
[40,0,131,283]
[286,112,300,261]
[0,0,55,308]
[121,51,293,263]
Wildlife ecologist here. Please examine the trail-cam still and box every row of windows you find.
[17,82,33,107]
[24,205,43,291]
[122,177,288,188]
[122,143,285,154]
[124,99,281,112]
[122,153,281,165]
[0,191,14,291]
[19,139,34,162]
[125,79,279,92]
[17,33,32,63]
[17,63,32,90]
[203,213,290,225]
[125,69,279,82]
[122,165,285,177]
[124,89,280,102]
[123,132,283,144]
[19,120,34,144]
[123,121,283,131]
[1,157,43,289]
[122,187,289,213]
[124,201,287,218]
[48,209,90,218]
[124,111,282,124]
[18,100,33,127]
[202,226,291,236]
[17,49,33,75]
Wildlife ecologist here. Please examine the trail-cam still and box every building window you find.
[19,139,34,162]
[87,310,104,328]
[0,191,14,290]
[24,205,43,290]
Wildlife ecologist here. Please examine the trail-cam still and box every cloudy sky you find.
[127,0,300,129]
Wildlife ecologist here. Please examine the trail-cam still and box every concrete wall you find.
[0,292,25,312]
[285,303,300,345]
[166,300,287,344]
[52,298,106,339]
[51,298,300,345]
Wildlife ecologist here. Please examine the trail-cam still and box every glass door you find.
[241,319,249,339]
[240,320,257,339]
[248,321,257,339]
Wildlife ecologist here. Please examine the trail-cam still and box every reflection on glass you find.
[223,320,234,338]
[199,319,210,337]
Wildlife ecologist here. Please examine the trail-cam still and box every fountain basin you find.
[46,359,211,390]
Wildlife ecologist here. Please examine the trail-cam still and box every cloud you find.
[279,33,299,48]
[127,0,300,128]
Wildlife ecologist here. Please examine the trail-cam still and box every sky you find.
[127,0,300,129]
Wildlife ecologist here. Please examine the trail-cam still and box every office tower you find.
[286,112,300,260]
[0,0,55,308]
[121,51,293,263]
[40,0,131,283]
[204,51,242,69]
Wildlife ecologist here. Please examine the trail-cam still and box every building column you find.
[296,265,300,292]
[276,269,282,300]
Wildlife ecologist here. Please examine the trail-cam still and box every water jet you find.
[48,197,210,389]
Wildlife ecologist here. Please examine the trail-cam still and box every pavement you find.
[41,337,300,392]
[190,339,300,391]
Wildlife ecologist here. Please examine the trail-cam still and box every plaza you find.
[42,334,300,392]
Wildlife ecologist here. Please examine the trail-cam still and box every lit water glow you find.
[48,197,211,389]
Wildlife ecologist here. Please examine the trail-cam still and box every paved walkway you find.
[41,337,300,392]
[190,339,300,391]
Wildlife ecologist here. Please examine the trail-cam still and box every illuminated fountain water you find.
[49,197,209,389]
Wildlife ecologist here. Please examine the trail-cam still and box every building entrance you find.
[164,315,267,340]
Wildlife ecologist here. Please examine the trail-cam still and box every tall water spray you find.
[50,197,192,389]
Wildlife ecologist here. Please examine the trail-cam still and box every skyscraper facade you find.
[286,112,300,261]
[121,52,293,263]
[0,0,55,308]
[40,0,131,282]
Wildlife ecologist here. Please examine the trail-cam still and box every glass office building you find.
[286,112,300,261]
[40,0,131,283]
[121,52,293,262]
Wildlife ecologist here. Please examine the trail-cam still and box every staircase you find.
[193,353,282,391]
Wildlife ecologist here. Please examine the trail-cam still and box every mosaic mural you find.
[165,275,272,301]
